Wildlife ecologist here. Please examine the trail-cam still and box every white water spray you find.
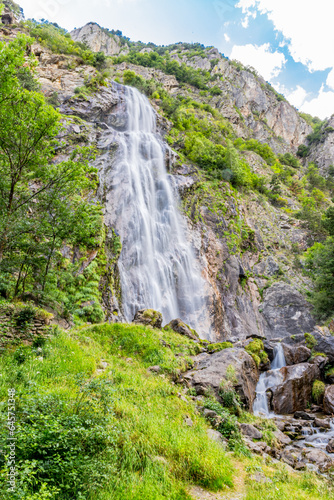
[253,343,286,416]
[100,84,211,335]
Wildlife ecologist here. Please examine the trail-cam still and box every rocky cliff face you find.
[2,17,326,347]
[71,23,312,155]
[70,22,128,56]
[169,46,312,153]
[308,115,334,175]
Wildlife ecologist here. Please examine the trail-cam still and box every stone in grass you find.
[239,423,263,440]
[206,429,227,448]
[163,318,199,341]
[133,309,163,329]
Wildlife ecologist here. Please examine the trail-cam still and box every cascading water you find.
[253,343,286,417]
[99,83,210,335]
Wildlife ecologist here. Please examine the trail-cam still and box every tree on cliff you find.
[0,36,102,305]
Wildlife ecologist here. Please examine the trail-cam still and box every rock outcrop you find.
[163,319,199,341]
[308,115,334,176]
[260,282,316,340]
[70,23,128,56]
[184,348,259,409]
[271,363,320,414]
[282,344,311,365]
[133,309,163,329]
[323,385,334,415]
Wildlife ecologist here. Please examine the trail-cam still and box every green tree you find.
[0,36,103,313]
[323,206,334,235]
[304,238,334,318]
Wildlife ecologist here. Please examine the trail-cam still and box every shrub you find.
[206,342,233,353]
[312,380,325,404]
[245,339,268,367]
[304,332,317,350]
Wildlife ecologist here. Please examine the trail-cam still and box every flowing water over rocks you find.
[98,84,211,335]
[253,343,286,417]
[253,343,334,472]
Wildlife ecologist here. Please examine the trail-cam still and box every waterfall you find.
[253,343,286,417]
[100,84,210,335]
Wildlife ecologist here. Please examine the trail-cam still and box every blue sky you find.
[19,0,334,119]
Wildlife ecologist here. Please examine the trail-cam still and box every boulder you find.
[323,385,334,415]
[282,344,311,365]
[314,418,331,429]
[184,348,259,410]
[326,439,334,453]
[294,411,315,421]
[260,283,315,340]
[312,330,334,363]
[244,439,271,454]
[163,318,199,341]
[273,429,292,446]
[303,449,334,473]
[271,363,320,414]
[239,423,263,440]
[133,309,162,329]
[206,429,227,448]
[310,354,328,370]
[279,449,295,467]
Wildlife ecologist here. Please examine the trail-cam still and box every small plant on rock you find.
[312,379,325,404]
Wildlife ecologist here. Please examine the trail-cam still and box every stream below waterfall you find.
[99,83,212,336]
[253,343,334,461]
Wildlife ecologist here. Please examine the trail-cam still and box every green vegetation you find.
[304,238,334,319]
[312,380,325,404]
[24,20,105,68]
[113,50,212,90]
[245,340,269,367]
[0,36,104,321]
[206,342,233,353]
[0,323,234,499]
[1,323,332,499]
[304,332,317,350]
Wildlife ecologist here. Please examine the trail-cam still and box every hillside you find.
[1,10,334,500]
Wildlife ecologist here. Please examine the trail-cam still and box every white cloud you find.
[286,85,308,109]
[241,16,249,28]
[230,42,286,81]
[300,85,334,119]
[326,69,334,91]
[224,33,231,42]
[236,0,334,73]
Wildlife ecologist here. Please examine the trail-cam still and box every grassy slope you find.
[0,323,333,499]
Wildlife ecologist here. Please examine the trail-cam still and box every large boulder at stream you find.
[282,344,311,365]
[271,363,320,414]
[260,282,316,340]
[323,385,334,415]
[183,348,259,410]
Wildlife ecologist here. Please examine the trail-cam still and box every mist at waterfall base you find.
[99,83,211,336]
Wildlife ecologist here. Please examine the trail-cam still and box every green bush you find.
[304,332,317,350]
[206,342,233,353]
[245,339,268,367]
[312,380,325,404]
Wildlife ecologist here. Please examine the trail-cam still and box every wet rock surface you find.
[324,385,334,415]
[271,363,320,414]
